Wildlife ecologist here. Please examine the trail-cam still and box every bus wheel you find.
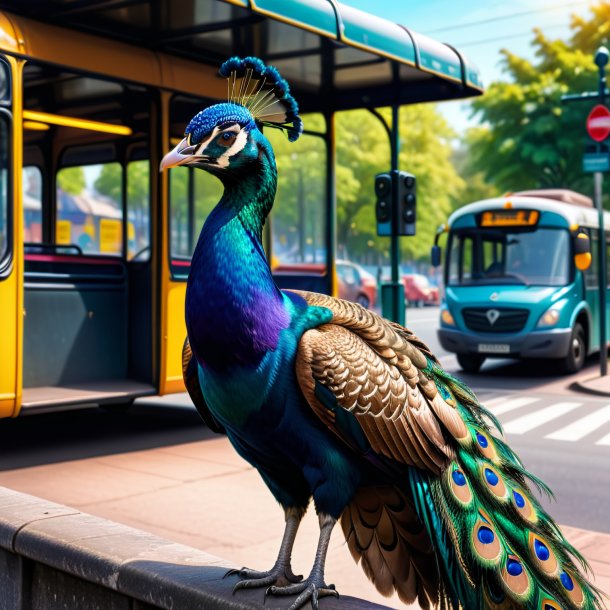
[457,354,485,373]
[561,323,586,374]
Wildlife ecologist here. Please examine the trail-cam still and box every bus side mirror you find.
[574,231,592,271]
[431,245,441,268]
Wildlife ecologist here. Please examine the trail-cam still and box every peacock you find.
[161,57,603,610]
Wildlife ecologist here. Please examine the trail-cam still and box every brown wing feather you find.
[341,486,439,609]
[182,337,225,434]
[293,291,467,474]
[291,291,473,605]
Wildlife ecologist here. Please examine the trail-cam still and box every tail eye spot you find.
[513,490,526,508]
[452,469,466,486]
[484,468,499,486]
[560,571,574,591]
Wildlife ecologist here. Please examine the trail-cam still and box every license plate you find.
[478,343,510,354]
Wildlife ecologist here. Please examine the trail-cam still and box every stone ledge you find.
[0,486,392,609]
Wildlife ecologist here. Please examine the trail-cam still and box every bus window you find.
[169,166,222,264]
[0,116,7,262]
[267,118,327,267]
[127,160,150,261]
[56,162,123,255]
[169,166,189,260]
[448,229,570,287]
[23,166,42,243]
[585,234,599,290]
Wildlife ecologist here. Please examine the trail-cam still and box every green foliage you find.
[469,3,610,203]
[93,163,121,204]
[270,108,465,264]
[56,166,85,195]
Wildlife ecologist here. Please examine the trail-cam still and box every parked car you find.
[272,260,377,309]
[403,273,439,307]
[336,260,377,308]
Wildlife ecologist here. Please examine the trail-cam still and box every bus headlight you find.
[537,307,560,328]
[441,308,455,326]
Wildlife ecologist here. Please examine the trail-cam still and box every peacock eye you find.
[218,131,237,147]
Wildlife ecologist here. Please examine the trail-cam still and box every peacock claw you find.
[267,578,339,610]
[227,565,303,593]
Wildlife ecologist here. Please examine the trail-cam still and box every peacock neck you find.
[186,142,289,371]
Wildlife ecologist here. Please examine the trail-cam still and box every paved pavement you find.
[0,397,608,609]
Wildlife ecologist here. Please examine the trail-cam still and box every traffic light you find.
[399,172,416,236]
[374,170,416,236]
[375,173,392,236]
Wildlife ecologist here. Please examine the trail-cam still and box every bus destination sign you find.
[479,209,540,227]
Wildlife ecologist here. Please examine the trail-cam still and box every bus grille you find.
[462,308,529,333]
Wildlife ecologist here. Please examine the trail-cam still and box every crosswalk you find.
[475,393,610,446]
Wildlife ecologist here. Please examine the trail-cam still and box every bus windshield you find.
[447,227,570,287]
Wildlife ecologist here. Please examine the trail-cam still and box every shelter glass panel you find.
[268,115,326,267]
[56,163,123,256]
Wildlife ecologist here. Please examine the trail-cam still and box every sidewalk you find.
[0,410,607,609]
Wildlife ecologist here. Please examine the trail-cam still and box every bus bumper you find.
[437,327,573,359]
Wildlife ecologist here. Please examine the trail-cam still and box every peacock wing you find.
[293,291,467,476]
[293,291,603,610]
[182,337,225,434]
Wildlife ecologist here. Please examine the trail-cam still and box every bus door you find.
[19,62,155,412]
[0,54,20,418]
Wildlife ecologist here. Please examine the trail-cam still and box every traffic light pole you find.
[389,103,403,324]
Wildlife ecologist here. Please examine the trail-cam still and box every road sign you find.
[586,104,610,141]
[583,151,610,172]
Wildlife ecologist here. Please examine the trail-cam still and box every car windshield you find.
[447,227,570,287]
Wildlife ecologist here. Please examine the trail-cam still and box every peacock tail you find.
[294,291,603,610]
[411,360,603,610]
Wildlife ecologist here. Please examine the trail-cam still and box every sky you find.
[344,0,595,134]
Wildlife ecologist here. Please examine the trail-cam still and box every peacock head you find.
[160,56,302,177]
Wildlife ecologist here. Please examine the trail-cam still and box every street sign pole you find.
[595,48,608,376]
[562,46,609,377]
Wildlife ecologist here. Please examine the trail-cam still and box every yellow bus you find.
[0,1,482,418]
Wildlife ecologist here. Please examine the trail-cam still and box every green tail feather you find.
[417,359,604,610]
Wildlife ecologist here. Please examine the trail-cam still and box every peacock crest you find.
[219,56,303,142]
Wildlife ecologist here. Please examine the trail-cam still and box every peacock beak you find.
[160,138,192,171]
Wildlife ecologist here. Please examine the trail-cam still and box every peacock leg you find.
[229,506,304,591]
[266,512,339,610]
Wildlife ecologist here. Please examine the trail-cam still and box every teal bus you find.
[435,189,610,373]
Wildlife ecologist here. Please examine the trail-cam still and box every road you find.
[0,306,608,606]
[405,306,610,533]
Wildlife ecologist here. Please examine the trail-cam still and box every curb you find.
[570,375,610,397]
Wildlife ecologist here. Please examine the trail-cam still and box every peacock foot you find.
[226,564,303,592]
[266,576,339,610]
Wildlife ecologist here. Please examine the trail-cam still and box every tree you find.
[56,166,85,195]
[269,107,464,265]
[468,3,610,202]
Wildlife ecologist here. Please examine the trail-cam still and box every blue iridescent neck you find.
[185,132,289,370]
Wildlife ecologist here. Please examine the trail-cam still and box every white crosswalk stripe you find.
[502,402,581,435]
[486,396,540,416]
[596,432,610,445]
[458,391,610,446]
[546,404,610,441]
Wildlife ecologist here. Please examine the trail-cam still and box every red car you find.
[335,260,377,309]
[403,273,439,307]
